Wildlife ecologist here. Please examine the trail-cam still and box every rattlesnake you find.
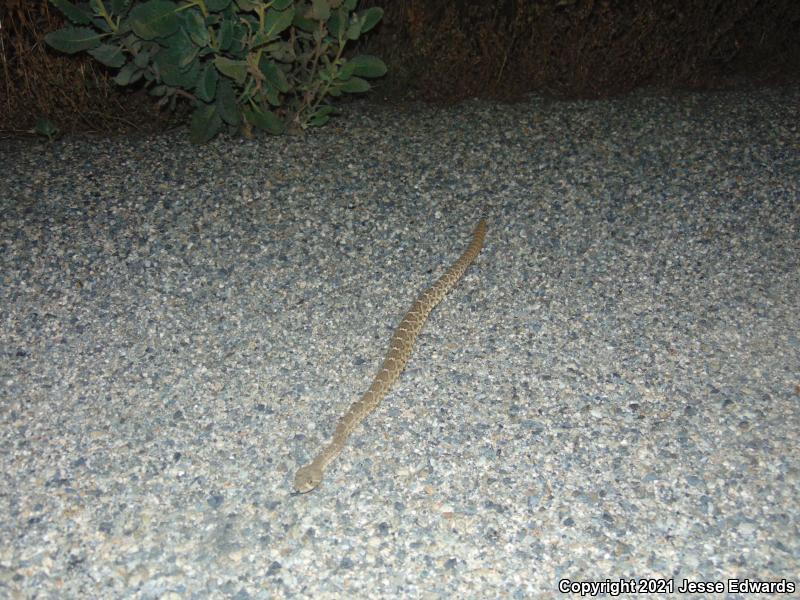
[294,219,487,493]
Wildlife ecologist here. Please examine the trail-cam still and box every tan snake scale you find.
[294,219,487,493]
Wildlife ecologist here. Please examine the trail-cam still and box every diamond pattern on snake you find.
[294,219,487,493]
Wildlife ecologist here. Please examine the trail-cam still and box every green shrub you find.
[45,0,386,142]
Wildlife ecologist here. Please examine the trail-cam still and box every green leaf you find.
[308,113,330,127]
[214,56,248,84]
[190,104,223,143]
[318,67,333,84]
[110,0,133,16]
[44,27,102,53]
[346,20,361,40]
[230,21,249,53]
[266,40,295,62]
[183,59,202,86]
[133,51,149,69]
[115,18,133,36]
[154,33,200,87]
[49,0,92,25]
[314,105,334,117]
[88,43,125,67]
[244,106,284,134]
[205,0,231,11]
[344,0,357,9]
[340,76,369,93]
[196,62,218,102]
[34,117,60,139]
[265,86,280,106]
[259,57,290,92]
[123,33,142,54]
[159,28,197,69]
[264,5,295,38]
[308,105,334,126]
[358,7,382,33]
[153,52,181,86]
[133,40,158,67]
[182,8,210,47]
[129,0,180,40]
[327,9,344,38]
[92,15,113,33]
[216,79,240,125]
[293,13,316,33]
[346,54,386,78]
[339,60,355,79]
[235,0,260,10]
[310,0,330,21]
[271,0,293,9]
[217,17,234,50]
[113,62,142,84]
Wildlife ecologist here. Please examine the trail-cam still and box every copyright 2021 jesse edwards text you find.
[558,577,795,596]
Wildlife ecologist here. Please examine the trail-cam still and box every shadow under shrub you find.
[357,0,800,103]
[0,0,180,137]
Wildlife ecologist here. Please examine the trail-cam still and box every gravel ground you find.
[1,85,798,599]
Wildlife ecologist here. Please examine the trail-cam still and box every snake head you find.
[294,464,323,493]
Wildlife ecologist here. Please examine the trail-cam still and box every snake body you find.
[293,219,487,493]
